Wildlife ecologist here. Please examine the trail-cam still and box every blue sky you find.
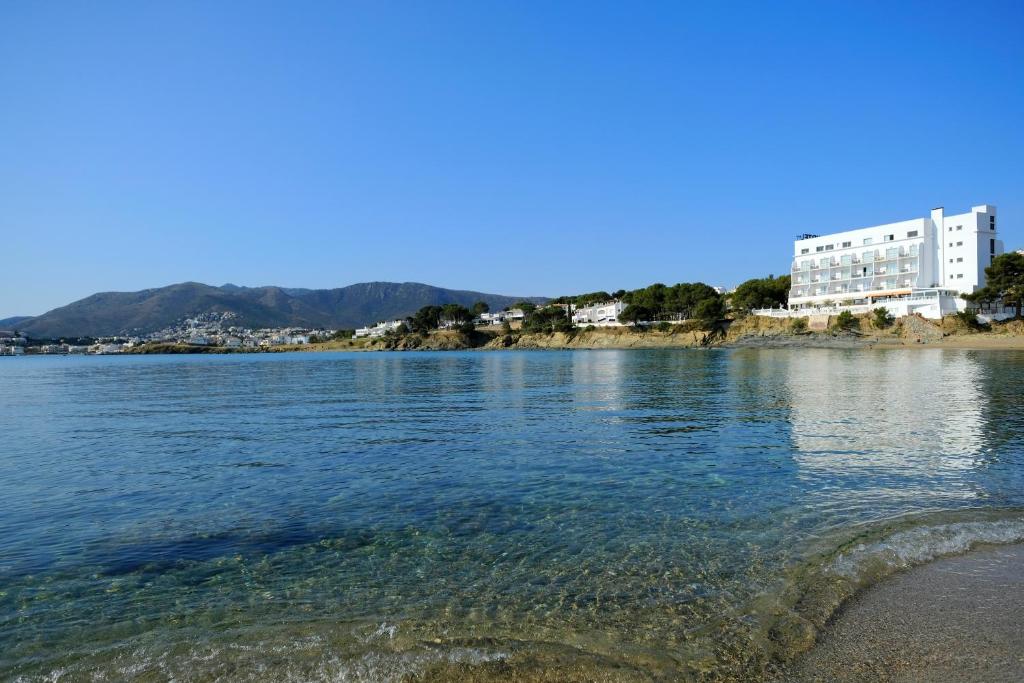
[2,1,1022,317]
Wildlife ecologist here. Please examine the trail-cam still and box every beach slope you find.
[790,544,1024,682]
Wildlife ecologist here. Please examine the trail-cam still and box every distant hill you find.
[0,316,32,330]
[15,282,548,338]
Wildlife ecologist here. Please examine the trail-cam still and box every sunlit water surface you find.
[2,349,1024,681]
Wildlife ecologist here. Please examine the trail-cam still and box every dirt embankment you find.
[725,313,1024,349]
[335,315,1024,352]
[166,316,1021,355]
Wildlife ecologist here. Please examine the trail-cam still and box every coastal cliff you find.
[126,315,1024,354]
[352,315,1024,352]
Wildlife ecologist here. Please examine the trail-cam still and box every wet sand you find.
[790,544,1024,682]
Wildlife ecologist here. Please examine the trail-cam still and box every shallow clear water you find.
[2,349,1023,681]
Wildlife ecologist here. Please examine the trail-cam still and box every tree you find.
[440,304,474,328]
[872,307,894,328]
[407,306,443,334]
[471,301,489,316]
[618,304,650,327]
[966,252,1024,318]
[571,291,612,306]
[694,297,725,325]
[511,301,537,314]
[834,310,857,330]
[522,305,574,334]
[730,275,791,313]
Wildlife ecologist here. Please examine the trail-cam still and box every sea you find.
[2,348,1023,681]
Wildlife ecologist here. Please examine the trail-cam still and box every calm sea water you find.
[2,349,1024,681]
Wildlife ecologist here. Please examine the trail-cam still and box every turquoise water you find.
[2,349,1024,681]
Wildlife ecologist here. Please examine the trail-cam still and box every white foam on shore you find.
[15,642,508,683]
[829,517,1024,579]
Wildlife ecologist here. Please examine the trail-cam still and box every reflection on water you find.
[1,349,1023,681]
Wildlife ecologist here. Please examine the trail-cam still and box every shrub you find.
[656,321,672,332]
[833,310,857,330]
[790,317,808,332]
[955,310,981,328]
[872,307,894,329]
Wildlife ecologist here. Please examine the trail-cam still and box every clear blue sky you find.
[2,1,1022,318]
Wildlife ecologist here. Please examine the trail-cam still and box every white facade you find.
[782,205,1003,318]
[353,320,405,339]
[572,301,627,326]
[478,311,506,325]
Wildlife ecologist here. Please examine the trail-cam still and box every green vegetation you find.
[618,282,725,326]
[407,306,443,333]
[729,275,791,314]
[407,304,475,334]
[965,252,1024,319]
[552,291,612,306]
[511,301,537,314]
[871,307,894,329]
[954,310,983,328]
[790,317,808,332]
[833,310,858,331]
[522,305,573,334]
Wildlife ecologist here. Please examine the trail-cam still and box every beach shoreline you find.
[788,543,1024,682]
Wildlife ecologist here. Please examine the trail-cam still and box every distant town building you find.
[762,204,1004,320]
[353,320,405,339]
[572,301,627,326]
[477,311,507,325]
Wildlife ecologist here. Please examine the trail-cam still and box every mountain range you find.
[11,282,548,338]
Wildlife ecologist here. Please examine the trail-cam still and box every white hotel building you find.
[779,204,1003,319]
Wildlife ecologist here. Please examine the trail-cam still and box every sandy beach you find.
[790,544,1024,682]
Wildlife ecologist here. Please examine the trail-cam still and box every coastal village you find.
[0,311,333,355]
[2,204,1021,356]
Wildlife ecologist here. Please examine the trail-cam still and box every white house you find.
[572,300,627,326]
[478,311,507,325]
[761,204,1004,320]
[353,320,405,339]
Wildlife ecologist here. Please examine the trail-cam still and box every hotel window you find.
[907,230,918,238]
[990,216,996,230]
[956,225,963,231]
[990,238,996,254]
[956,241,963,246]
[841,241,851,248]
[801,248,809,254]
[816,246,824,252]
[883,234,893,242]
[863,238,873,245]
[949,242,954,247]
[825,244,834,251]
[957,257,963,263]
[948,227,953,232]
[957,274,963,279]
